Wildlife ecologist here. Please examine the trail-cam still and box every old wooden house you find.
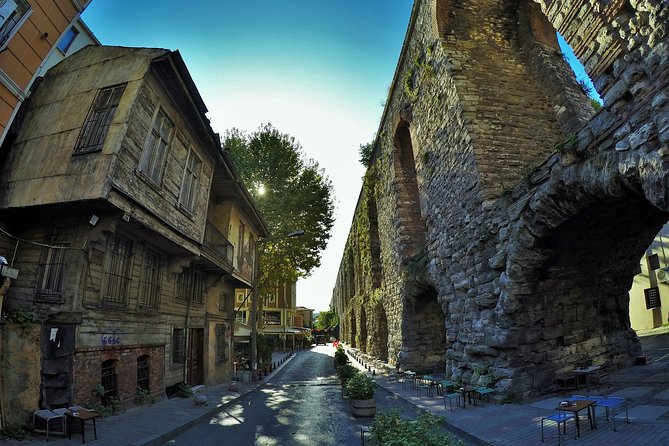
[0,45,267,416]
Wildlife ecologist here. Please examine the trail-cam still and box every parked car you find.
[315,335,327,345]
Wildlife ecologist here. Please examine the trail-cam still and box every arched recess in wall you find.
[502,158,669,394]
[392,119,426,261]
[349,309,357,348]
[374,304,389,362]
[359,307,368,351]
[348,250,356,298]
[368,193,383,288]
[404,285,446,372]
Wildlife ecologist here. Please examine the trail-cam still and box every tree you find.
[358,141,374,168]
[223,124,335,286]
[314,309,339,330]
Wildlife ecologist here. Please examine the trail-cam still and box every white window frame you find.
[139,108,173,185]
[0,0,31,51]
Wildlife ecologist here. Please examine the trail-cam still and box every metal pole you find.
[250,240,260,382]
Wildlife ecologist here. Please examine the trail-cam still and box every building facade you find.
[0,45,267,417]
[235,281,308,352]
[0,0,93,148]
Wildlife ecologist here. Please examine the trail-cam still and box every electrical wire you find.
[0,225,86,251]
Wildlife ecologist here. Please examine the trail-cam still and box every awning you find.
[234,321,252,338]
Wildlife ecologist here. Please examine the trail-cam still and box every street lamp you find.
[250,230,304,381]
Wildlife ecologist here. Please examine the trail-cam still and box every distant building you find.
[0,45,267,417]
[0,0,93,148]
[235,281,309,352]
[295,306,314,329]
[629,223,669,331]
[39,17,100,75]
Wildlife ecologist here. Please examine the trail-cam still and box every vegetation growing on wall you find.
[2,307,36,328]
[403,52,436,102]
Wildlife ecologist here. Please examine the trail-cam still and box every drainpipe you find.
[183,290,194,385]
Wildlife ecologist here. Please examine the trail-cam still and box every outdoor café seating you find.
[541,412,575,445]
[416,377,434,397]
[443,391,462,412]
[33,408,67,441]
[570,394,629,432]
[473,386,495,406]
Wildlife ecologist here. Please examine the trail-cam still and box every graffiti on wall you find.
[99,328,124,346]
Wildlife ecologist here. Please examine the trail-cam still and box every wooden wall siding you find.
[112,74,214,245]
[0,48,165,209]
[0,0,88,136]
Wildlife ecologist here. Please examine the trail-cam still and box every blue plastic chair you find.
[541,412,575,444]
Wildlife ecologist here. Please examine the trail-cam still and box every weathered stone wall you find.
[0,324,41,425]
[333,0,669,397]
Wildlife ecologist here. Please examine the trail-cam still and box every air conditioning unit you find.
[657,267,669,283]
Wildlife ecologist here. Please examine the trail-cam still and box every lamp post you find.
[250,230,304,381]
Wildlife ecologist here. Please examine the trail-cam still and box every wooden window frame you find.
[139,247,161,309]
[172,328,186,364]
[0,0,31,51]
[73,83,126,154]
[178,148,202,213]
[139,108,173,185]
[102,234,133,306]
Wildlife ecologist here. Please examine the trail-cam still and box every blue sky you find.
[82,1,414,312]
[81,3,598,313]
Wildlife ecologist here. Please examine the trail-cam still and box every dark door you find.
[187,328,204,385]
[41,324,75,408]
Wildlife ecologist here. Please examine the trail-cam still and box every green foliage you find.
[223,124,335,287]
[135,386,151,404]
[336,363,358,386]
[314,309,339,330]
[92,384,122,416]
[257,333,278,365]
[590,98,602,111]
[334,348,349,367]
[554,133,578,155]
[359,141,375,167]
[345,372,375,400]
[370,409,464,446]
[3,307,36,328]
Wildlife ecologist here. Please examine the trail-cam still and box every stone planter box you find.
[349,398,376,417]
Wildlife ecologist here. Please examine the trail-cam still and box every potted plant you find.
[334,345,348,367]
[345,372,376,417]
[337,363,358,391]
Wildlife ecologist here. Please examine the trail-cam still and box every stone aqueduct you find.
[331,0,668,397]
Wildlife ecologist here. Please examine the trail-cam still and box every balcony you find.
[203,220,234,271]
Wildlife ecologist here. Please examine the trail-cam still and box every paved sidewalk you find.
[13,351,296,446]
[345,345,669,446]
[13,339,669,446]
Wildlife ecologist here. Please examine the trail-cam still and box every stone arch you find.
[359,306,368,351]
[374,304,389,362]
[401,284,447,372]
[348,309,357,348]
[367,193,383,288]
[499,152,669,394]
[393,119,426,260]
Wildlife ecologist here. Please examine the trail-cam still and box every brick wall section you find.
[333,0,669,398]
[73,344,164,407]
